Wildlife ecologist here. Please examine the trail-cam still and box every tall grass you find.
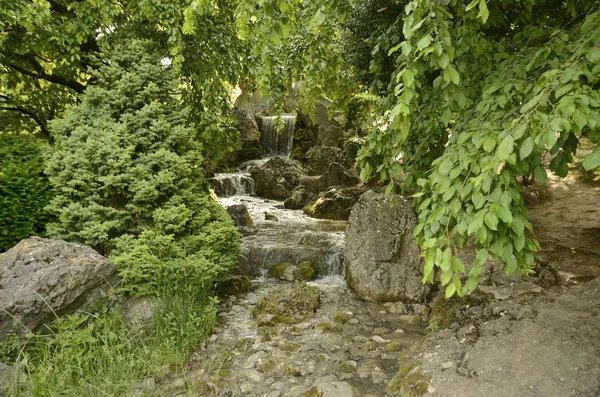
[3,291,217,396]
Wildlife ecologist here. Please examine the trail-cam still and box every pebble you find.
[240,384,254,394]
[371,335,388,344]
[352,335,368,343]
[348,318,360,325]
[442,361,454,369]
[264,391,281,397]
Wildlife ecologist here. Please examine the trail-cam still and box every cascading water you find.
[258,115,296,157]
[209,172,255,197]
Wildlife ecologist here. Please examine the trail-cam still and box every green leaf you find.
[445,283,456,298]
[443,64,460,85]
[586,47,600,63]
[403,69,415,87]
[534,165,548,184]
[438,53,450,69]
[520,137,534,159]
[417,34,433,51]
[484,211,498,230]
[440,270,452,286]
[478,0,489,24]
[439,158,453,175]
[582,146,600,171]
[497,135,514,160]
[483,137,496,153]
[466,0,479,11]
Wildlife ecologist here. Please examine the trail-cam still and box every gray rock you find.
[233,107,262,162]
[316,124,345,147]
[0,361,14,395]
[284,185,316,210]
[314,375,359,397]
[479,282,543,300]
[209,173,255,197]
[227,204,258,236]
[303,187,365,220]
[305,146,343,175]
[120,296,162,333]
[345,191,430,302]
[250,157,305,200]
[264,212,279,221]
[0,237,120,341]
[317,163,360,192]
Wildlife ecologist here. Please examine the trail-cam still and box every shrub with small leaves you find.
[0,134,53,252]
[45,40,240,296]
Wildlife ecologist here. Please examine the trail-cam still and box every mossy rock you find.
[302,386,323,397]
[332,312,348,324]
[252,283,321,325]
[428,296,469,330]
[268,263,292,279]
[216,275,252,296]
[363,341,378,351]
[316,322,343,333]
[387,361,429,396]
[298,261,316,281]
[268,262,316,282]
[386,342,401,352]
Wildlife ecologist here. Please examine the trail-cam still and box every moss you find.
[386,342,401,352]
[387,359,430,396]
[217,368,230,378]
[283,365,302,377]
[257,327,280,341]
[252,283,321,325]
[268,263,292,279]
[280,342,301,352]
[316,322,343,333]
[302,386,323,397]
[428,296,469,330]
[332,312,348,324]
[337,361,357,373]
[216,275,251,296]
[298,261,316,281]
[259,359,277,374]
[363,341,378,351]
[236,339,253,350]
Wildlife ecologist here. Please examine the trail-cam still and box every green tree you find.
[45,40,240,294]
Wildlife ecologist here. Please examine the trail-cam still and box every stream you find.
[184,165,428,396]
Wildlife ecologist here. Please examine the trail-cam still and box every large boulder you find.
[249,157,305,200]
[316,124,345,148]
[305,146,343,175]
[284,185,316,210]
[345,191,429,302]
[233,108,262,162]
[303,187,365,220]
[317,162,359,192]
[0,237,120,341]
[226,204,258,236]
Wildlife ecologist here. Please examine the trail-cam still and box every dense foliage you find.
[0,134,53,252]
[354,1,600,296]
[45,40,240,295]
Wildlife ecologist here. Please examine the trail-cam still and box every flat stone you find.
[371,335,387,344]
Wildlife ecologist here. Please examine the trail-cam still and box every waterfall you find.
[258,115,296,157]
[209,173,255,197]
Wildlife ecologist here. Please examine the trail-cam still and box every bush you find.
[0,134,53,252]
[45,40,240,296]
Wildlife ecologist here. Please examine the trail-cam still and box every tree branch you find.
[7,62,86,94]
[0,105,50,138]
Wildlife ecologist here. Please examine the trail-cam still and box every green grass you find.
[4,292,217,396]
